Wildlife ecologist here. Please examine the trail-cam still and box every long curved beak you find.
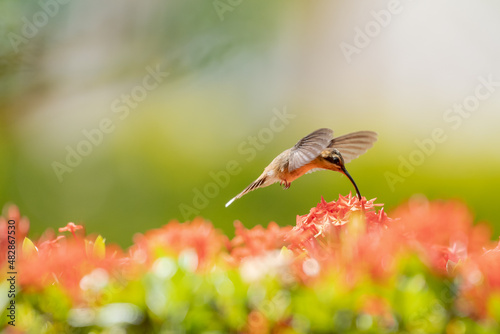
[340,165,362,200]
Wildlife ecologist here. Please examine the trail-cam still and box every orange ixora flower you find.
[392,196,493,274]
[456,239,500,319]
[58,222,84,238]
[287,193,391,253]
[39,235,66,250]
[4,192,500,326]
[18,233,124,302]
[284,194,396,283]
[129,218,228,272]
[227,221,292,265]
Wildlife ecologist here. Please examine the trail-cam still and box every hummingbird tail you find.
[225,198,236,207]
[225,176,268,207]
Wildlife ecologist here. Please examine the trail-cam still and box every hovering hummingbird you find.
[225,128,377,207]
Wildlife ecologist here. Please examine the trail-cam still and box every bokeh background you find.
[1,0,500,247]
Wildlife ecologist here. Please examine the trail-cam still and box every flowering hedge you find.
[1,194,500,333]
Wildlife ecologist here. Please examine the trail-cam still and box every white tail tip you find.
[225,197,236,207]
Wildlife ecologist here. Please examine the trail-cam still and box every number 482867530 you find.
[7,220,16,270]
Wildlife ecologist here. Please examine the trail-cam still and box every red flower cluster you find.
[279,195,496,285]
[222,194,500,320]
[392,196,493,274]
[16,222,124,301]
[457,240,500,318]
[288,194,390,250]
[129,217,228,272]
[284,194,397,283]
[2,193,500,321]
[227,221,291,265]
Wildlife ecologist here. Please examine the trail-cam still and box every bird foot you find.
[280,180,291,190]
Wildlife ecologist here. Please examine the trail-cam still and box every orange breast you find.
[279,161,320,183]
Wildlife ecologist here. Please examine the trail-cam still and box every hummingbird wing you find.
[305,168,324,175]
[288,128,333,172]
[329,131,378,163]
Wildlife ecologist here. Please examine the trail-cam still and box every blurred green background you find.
[1,0,500,247]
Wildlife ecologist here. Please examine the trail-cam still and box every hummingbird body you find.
[225,128,377,207]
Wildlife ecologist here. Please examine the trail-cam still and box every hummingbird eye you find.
[326,155,341,165]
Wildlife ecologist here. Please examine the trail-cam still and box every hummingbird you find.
[225,128,377,207]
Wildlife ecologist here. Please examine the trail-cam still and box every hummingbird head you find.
[321,149,362,200]
[321,149,345,170]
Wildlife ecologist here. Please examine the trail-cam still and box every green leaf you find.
[93,235,106,259]
[22,237,38,257]
[488,293,500,321]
